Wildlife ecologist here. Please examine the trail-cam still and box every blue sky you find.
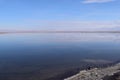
[0,0,120,31]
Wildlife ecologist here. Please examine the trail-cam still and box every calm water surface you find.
[0,33,120,80]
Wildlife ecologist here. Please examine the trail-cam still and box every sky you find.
[0,0,120,31]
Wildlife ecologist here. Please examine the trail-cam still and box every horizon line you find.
[1,30,120,34]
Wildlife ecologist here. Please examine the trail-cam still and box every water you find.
[0,33,120,80]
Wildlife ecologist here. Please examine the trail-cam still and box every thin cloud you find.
[82,0,115,4]
[26,20,120,31]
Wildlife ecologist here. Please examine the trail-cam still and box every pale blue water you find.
[0,33,120,80]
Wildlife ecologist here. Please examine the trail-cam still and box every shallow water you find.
[0,33,120,80]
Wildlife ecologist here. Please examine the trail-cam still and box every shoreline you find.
[46,63,116,80]
[64,63,120,80]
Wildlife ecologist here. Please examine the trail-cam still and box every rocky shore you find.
[64,63,120,80]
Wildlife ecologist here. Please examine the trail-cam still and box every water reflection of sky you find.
[0,33,120,56]
[0,33,120,43]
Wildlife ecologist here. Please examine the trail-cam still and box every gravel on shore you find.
[64,63,120,80]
